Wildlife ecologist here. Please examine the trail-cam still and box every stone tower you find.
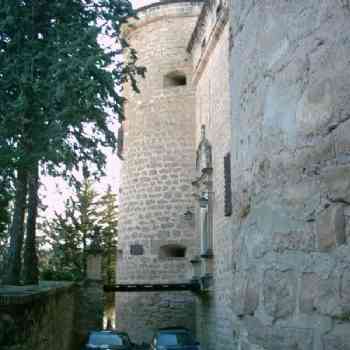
[116,0,202,343]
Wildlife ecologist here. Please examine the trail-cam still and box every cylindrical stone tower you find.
[116,1,202,344]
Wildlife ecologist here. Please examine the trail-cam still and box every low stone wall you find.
[0,282,77,350]
[75,279,104,342]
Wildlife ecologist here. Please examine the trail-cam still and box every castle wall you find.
[189,1,233,349]
[229,1,350,349]
[0,283,76,350]
[116,1,202,344]
[118,1,350,348]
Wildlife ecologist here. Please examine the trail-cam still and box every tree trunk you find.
[3,168,28,285]
[23,162,39,285]
[83,233,87,278]
[106,245,113,284]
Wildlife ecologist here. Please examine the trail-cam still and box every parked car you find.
[83,330,135,350]
[150,327,201,350]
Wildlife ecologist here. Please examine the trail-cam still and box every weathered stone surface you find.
[244,317,313,350]
[263,269,297,319]
[335,119,350,158]
[300,272,341,316]
[316,204,345,252]
[117,0,350,348]
[341,269,350,305]
[0,283,77,350]
[116,2,201,343]
[240,341,251,350]
[272,230,315,253]
[321,166,350,203]
[232,270,259,316]
[323,325,350,350]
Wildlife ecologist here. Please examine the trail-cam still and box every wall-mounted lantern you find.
[199,192,208,208]
[190,257,201,281]
[183,208,194,220]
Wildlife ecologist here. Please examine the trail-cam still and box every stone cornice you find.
[187,0,229,84]
[136,0,203,14]
[0,282,76,305]
[123,0,203,38]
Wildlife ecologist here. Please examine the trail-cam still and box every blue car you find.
[150,328,201,350]
[83,330,135,350]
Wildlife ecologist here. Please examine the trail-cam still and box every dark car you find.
[83,330,135,350]
[150,328,201,350]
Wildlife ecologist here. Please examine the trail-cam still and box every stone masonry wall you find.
[116,1,202,344]
[229,1,350,349]
[0,277,104,350]
[0,283,76,350]
[189,0,233,349]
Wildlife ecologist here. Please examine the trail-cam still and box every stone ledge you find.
[0,281,76,306]
[136,0,203,14]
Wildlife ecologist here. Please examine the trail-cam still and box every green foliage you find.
[333,312,350,322]
[0,170,12,233]
[0,0,144,284]
[0,0,144,175]
[40,176,119,282]
[0,170,13,275]
[97,184,118,284]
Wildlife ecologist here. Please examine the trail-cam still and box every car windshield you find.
[158,332,195,346]
[89,333,124,346]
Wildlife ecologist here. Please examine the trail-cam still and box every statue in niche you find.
[193,125,213,258]
[196,125,212,172]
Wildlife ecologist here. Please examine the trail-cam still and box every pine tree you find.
[0,0,144,284]
[0,170,12,238]
[40,177,119,283]
[42,173,99,280]
[97,185,118,284]
[0,170,13,279]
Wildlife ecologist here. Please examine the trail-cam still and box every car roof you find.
[89,330,129,336]
[157,327,190,333]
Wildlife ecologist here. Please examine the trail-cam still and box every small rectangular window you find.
[224,152,232,216]
[164,71,187,88]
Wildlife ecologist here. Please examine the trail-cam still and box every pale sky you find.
[134,0,154,7]
[41,0,159,217]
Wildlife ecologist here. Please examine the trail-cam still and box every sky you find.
[41,0,159,216]
[41,0,152,216]
[41,130,121,217]
[134,0,154,7]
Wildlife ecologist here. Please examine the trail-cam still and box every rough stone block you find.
[316,204,345,252]
[240,341,251,350]
[323,325,350,350]
[272,230,315,253]
[335,119,350,157]
[232,270,259,316]
[341,269,350,305]
[300,272,341,316]
[296,78,334,138]
[244,317,313,350]
[263,269,297,319]
[300,273,319,314]
[321,166,350,204]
